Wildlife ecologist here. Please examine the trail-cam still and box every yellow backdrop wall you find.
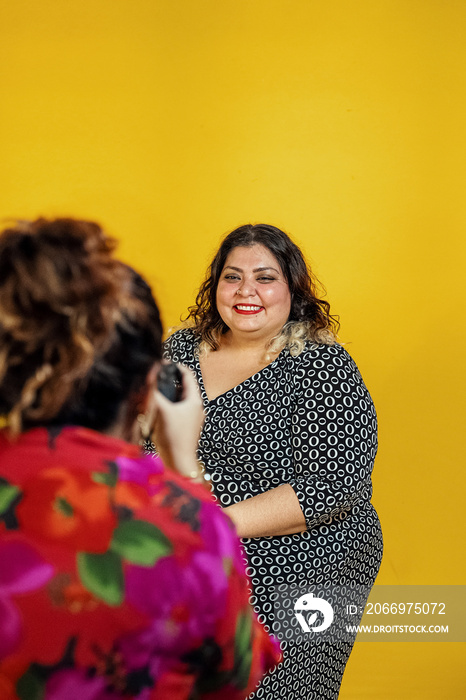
[1,1,464,697]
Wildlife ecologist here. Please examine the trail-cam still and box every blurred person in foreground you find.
[0,218,281,700]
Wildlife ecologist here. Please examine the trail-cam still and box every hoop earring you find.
[0,414,10,429]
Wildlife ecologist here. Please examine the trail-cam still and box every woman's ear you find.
[139,360,161,428]
[144,362,160,397]
[125,362,161,445]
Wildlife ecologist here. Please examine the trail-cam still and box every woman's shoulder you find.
[163,327,197,361]
[295,339,349,360]
[4,425,235,560]
[291,341,372,398]
[291,341,359,374]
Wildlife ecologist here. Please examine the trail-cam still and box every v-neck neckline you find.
[194,338,288,405]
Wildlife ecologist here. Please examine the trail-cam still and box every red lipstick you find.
[233,305,264,315]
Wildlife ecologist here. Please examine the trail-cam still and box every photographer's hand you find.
[150,365,206,482]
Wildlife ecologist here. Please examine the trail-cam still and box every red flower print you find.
[16,468,117,553]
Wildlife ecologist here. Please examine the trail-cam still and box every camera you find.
[157,362,183,402]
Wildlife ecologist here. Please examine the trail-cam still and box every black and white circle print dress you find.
[163,329,383,700]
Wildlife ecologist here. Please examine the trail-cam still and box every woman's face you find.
[216,244,291,342]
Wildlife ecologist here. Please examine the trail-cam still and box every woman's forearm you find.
[223,484,307,538]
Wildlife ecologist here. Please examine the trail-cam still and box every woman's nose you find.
[236,281,255,296]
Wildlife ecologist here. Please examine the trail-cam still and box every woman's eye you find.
[224,274,240,281]
[257,276,275,282]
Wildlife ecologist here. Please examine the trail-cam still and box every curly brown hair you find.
[185,223,339,353]
[0,218,162,435]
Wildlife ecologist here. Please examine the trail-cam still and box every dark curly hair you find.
[185,223,339,353]
[0,218,162,435]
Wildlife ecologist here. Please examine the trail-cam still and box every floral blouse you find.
[0,426,281,700]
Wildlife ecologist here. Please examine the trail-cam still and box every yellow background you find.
[1,1,464,697]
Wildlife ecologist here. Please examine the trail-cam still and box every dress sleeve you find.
[287,343,378,531]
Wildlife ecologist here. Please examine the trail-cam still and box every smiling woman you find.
[216,244,291,341]
[162,223,383,700]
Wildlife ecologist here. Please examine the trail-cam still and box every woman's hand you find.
[150,364,205,479]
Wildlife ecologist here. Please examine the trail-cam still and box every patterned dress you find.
[164,329,383,700]
[0,426,281,700]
